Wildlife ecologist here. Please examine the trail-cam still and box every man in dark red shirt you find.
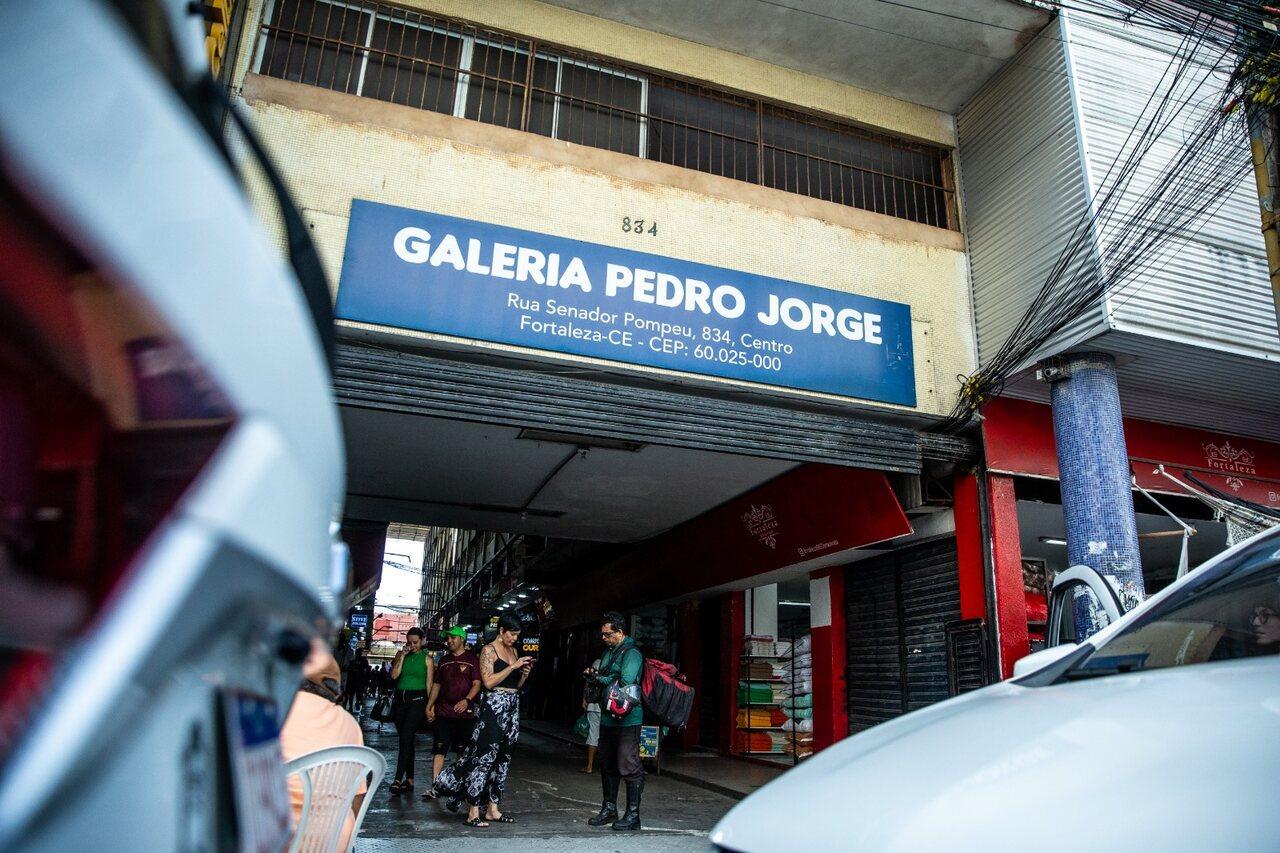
[426,626,481,786]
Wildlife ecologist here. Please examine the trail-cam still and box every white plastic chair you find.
[285,745,386,853]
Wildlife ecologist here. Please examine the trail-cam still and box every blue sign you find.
[639,725,660,758]
[336,200,916,405]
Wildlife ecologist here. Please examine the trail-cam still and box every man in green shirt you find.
[585,611,645,831]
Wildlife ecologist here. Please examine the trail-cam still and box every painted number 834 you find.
[622,217,657,236]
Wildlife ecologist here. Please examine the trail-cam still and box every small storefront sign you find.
[336,200,916,405]
[639,725,660,759]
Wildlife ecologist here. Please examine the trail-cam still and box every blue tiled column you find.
[1047,353,1143,635]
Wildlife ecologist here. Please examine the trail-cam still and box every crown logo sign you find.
[743,503,780,550]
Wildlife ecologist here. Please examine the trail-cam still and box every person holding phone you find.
[388,626,434,794]
[585,611,645,831]
[426,614,532,827]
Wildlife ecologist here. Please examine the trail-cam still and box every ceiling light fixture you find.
[516,427,645,452]
[1038,536,1068,546]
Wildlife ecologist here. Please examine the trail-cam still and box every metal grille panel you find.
[334,342,927,472]
[254,0,955,228]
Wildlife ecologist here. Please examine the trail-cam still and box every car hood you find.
[711,657,1280,852]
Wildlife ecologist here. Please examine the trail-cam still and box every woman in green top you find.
[389,627,434,793]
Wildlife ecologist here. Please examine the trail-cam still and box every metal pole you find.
[1246,103,1280,330]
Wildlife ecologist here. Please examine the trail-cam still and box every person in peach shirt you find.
[280,637,368,851]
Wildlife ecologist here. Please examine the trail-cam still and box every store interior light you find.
[1039,536,1068,546]
[778,600,811,607]
[517,593,528,598]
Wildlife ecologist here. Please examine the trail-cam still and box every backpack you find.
[640,658,695,728]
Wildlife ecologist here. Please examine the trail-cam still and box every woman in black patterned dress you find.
[427,614,531,827]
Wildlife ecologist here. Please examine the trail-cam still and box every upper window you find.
[255,0,955,229]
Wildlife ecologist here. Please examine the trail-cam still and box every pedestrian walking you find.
[389,627,434,794]
[344,647,370,713]
[585,611,645,831]
[425,626,481,785]
[580,657,602,774]
[426,614,532,827]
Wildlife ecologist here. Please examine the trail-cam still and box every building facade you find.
[226,0,1280,764]
[961,11,1280,655]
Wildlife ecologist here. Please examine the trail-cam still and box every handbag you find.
[371,692,395,723]
[584,680,604,705]
[574,714,591,739]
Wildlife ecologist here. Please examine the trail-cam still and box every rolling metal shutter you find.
[333,342,973,473]
[845,555,904,732]
[845,536,962,733]
[899,539,961,712]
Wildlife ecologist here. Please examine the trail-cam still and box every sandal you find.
[487,814,515,823]
[388,780,405,794]
[463,816,489,828]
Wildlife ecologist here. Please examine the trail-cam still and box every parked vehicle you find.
[711,527,1280,852]
[0,1,345,849]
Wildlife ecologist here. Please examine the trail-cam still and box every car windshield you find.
[1066,533,1280,680]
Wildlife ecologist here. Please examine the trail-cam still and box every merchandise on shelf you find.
[742,635,776,657]
[743,659,784,680]
[737,680,788,705]
[734,730,790,754]
[736,707,788,728]
[781,693,813,711]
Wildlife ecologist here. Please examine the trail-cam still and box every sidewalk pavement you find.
[521,718,787,801]
[351,706,738,852]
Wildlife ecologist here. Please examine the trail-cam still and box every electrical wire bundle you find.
[937,3,1271,433]
[1069,1,1280,108]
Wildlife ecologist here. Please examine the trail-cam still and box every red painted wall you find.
[952,472,988,622]
[808,568,848,752]
[720,592,744,755]
[676,599,702,750]
[984,397,1280,509]
[988,474,1029,677]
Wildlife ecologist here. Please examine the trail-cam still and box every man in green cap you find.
[426,626,481,786]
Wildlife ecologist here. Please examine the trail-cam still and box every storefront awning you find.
[551,463,912,625]
[983,398,1280,511]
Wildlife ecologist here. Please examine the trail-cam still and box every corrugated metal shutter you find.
[900,539,961,711]
[334,342,970,472]
[1065,12,1279,364]
[957,16,1106,368]
[845,537,962,732]
[845,555,904,732]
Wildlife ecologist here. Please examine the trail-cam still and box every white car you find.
[0,2,345,849]
[711,526,1280,852]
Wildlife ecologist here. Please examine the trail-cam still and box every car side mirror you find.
[1011,643,1079,679]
